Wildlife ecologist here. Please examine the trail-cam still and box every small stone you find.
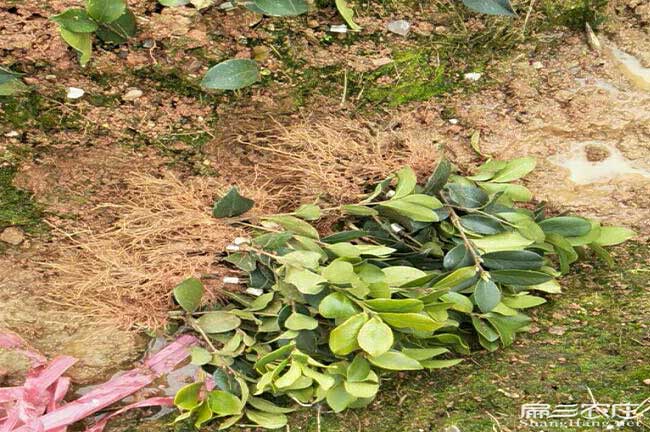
[449,118,459,125]
[464,72,482,81]
[643,378,650,386]
[329,24,348,33]
[45,74,56,81]
[443,427,461,432]
[4,131,19,138]
[122,88,143,101]
[548,326,567,336]
[1,227,25,246]
[387,20,411,36]
[532,61,544,70]
[307,19,319,28]
[66,87,85,99]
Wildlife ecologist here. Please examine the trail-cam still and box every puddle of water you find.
[608,46,650,91]
[549,141,650,185]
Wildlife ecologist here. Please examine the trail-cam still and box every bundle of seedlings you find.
[169,158,634,430]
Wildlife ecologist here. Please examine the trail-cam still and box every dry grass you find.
[221,116,443,212]
[41,116,443,330]
[44,172,271,330]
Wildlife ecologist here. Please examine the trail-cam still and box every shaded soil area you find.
[1,0,649,427]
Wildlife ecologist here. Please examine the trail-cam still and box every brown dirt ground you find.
[1,0,649,385]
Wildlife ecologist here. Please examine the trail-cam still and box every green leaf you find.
[208,390,243,416]
[212,187,254,218]
[423,159,452,195]
[274,362,301,388]
[481,250,544,270]
[194,401,213,428]
[284,312,318,330]
[357,317,393,357]
[382,266,427,287]
[329,313,367,355]
[485,313,531,346]
[393,166,418,199]
[190,346,212,365]
[344,380,379,398]
[472,232,534,253]
[347,354,371,382]
[245,409,288,429]
[490,269,552,286]
[321,260,356,284]
[86,0,126,23]
[224,252,256,272]
[502,294,547,309]
[341,205,379,216]
[294,204,321,220]
[471,316,499,342]
[461,0,515,16]
[277,250,321,269]
[247,397,295,414]
[594,226,635,246]
[265,215,320,239]
[490,157,536,182]
[479,182,532,202]
[539,216,591,237]
[253,232,293,250]
[254,343,294,371]
[335,0,361,31]
[419,358,463,369]
[445,184,489,208]
[368,351,423,371]
[319,292,359,319]
[357,263,385,284]
[401,347,449,361]
[326,384,357,413]
[202,59,260,91]
[440,292,474,313]
[173,277,203,312]
[460,214,505,235]
[364,298,423,313]
[474,279,501,313]
[379,313,441,332]
[253,0,309,16]
[285,267,327,294]
[51,9,98,32]
[95,9,137,44]
[60,28,93,66]
[0,71,27,96]
[380,195,441,222]
[174,382,203,410]
[431,266,477,290]
[197,311,242,333]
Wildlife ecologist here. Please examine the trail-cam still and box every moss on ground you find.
[0,166,44,234]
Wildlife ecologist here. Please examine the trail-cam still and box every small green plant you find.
[51,0,137,66]
[169,158,634,429]
[0,68,27,96]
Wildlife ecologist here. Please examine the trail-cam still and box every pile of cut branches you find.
[169,158,634,429]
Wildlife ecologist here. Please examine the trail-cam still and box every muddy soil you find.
[1,0,648,417]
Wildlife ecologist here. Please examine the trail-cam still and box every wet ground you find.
[1,0,650,429]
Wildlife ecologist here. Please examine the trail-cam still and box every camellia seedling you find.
[169,158,634,430]
[51,0,137,66]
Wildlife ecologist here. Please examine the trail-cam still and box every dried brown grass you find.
[221,116,443,211]
[44,172,272,330]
